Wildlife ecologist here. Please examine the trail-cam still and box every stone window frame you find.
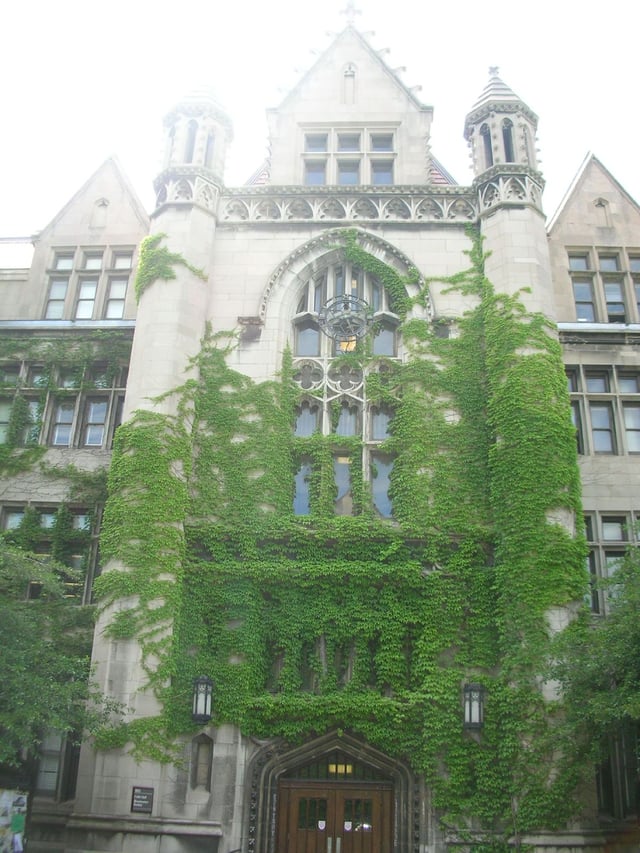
[301,126,397,186]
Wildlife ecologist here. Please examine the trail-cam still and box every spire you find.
[469,66,525,113]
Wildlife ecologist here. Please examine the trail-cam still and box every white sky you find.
[1,0,639,240]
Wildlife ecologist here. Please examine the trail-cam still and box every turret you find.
[464,67,539,176]
[464,69,553,318]
[154,88,233,211]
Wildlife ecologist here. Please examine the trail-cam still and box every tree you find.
[553,544,640,755]
[0,540,95,770]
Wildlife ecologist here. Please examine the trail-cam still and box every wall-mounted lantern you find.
[463,683,485,730]
[192,676,214,724]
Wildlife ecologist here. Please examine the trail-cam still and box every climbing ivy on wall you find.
[95,229,588,844]
[134,233,206,302]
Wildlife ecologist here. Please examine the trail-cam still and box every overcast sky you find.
[1,0,638,240]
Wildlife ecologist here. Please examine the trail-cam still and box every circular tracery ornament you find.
[318,295,373,343]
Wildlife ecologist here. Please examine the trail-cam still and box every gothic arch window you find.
[291,257,399,519]
[522,126,533,166]
[502,119,515,163]
[204,131,215,169]
[191,734,212,790]
[480,124,493,169]
[184,120,198,164]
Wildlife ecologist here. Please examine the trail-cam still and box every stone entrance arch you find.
[246,731,417,853]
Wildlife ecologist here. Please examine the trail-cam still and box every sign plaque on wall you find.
[131,786,154,814]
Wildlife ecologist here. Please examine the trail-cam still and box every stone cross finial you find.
[489,66,500,77]
[341,0,362,25]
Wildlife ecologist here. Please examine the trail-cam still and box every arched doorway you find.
[247,732,415,853]
[277,749,393,853]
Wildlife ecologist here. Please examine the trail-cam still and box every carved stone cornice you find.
[153,168,221,216]
[217,185,478,225]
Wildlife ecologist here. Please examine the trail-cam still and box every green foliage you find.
[0,542,97,766]
[552,543,640,749]
[134,233,206,302]
[96,232,587,838]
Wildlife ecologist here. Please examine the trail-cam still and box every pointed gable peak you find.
[274,24,431,113]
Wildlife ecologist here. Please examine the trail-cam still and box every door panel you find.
[278,782,392,853]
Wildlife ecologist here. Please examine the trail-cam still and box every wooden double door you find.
[277,781,393,853]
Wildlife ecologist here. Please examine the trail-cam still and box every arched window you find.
[502,119,515,163]
[291,257,400,519]
[204,132,215,169]
[523,126,533,166]
[184,120,198,164]
[191,734,213,790]
[480,124,493,169]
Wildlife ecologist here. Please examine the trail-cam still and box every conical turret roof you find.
[465,67,537,137]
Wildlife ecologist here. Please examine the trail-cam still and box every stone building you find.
[0,19,639,853]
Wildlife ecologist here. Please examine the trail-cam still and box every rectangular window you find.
[589,402,615,452]
[585,371,610,393]
[371,160,394,185]
[599,254,620,272]
[337,160,360,186]
[566,369,579,392]
[83,398,108,446]
[630,256,640,273]
[573,280,595,321]
[604,281,626,322]
[40,509,57,529]
[51,401,76,446]
[53,252,74,271]
[0,400,11,443]
[1,366,19,385]
[45,279,68,319]
[82,252,103,270]
[23,399,41,445]
[586,551,600,613]
[371,454,393,518]
[370,133,394,152]
[569,254,590,271]
[112,251,133,270]
[623,404,640,452]
[333,455,353,515]
[75,278,98,319]
[105,278,127,319]
[338,133,360,151]
[618,372,640,393]
[72,512,90,531]
[4,509,24,529]
[305,134,328,152]
[602,517,627,541]
[570,401,584,453]
[304,160,326,186]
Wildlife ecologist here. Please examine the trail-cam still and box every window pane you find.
[304,161,326,186]
[371,408,391,440]
[295,321,320,356]
[569,254,589,271]
[624,404,640,451]
[604,281,625,322]
[334,456,353,515]
[590,403,614,452]
[602,518,625,540]
[373,324,396,356]
[305,134,328,152]
[573,280,595,321]
[54,254,74,270]
[371,160,393,185]
[586,372,609,392]
[295,403,318,437]
[293,462,311,515]
[338,133,360,151]
[370,133,393,152]
[599,255,620,272]
[335,403,357,436]
[618,374,640,393]
[371,455,393,518]
[338,160,360,186]
[113,252,133,269]
[83,253,103,270]
[84,399,107,446]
